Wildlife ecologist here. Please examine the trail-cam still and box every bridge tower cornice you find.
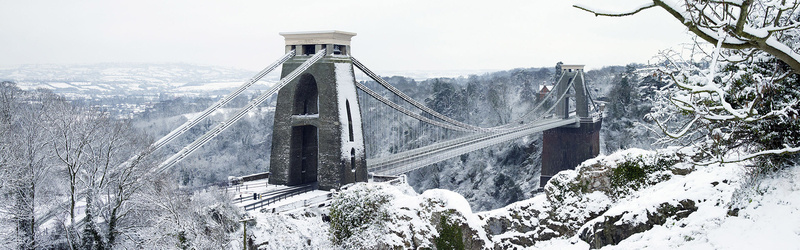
[280,30,356,57]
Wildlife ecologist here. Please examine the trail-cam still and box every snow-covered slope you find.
[600,160,800,249]
[245,148,800,249]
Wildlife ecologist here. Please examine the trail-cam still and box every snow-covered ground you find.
[491,148,800,249]
[228,178,330,214]
[531,159,800,249]
[606,162,800,249]
[242,148,800,249]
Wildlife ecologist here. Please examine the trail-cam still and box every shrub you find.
[435,211,464,250]
[610,154,678,196]
[611,160,647,191]
[329,184,391,245]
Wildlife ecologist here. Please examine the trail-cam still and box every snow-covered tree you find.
[0,83,169,249]
[130,180,240,249]
[575,0,800,167]
[601,64,668,152]
[49,103,102,228]
[83,118,155,248]
[0,83,56,249]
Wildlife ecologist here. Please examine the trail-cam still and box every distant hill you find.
[0,63,267,97]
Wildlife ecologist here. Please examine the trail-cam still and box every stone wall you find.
[269,56,367,190]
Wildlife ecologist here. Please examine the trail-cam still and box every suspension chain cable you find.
[154,49,326,174]
[352,57,487,131]
[355,82,475,132]
[354,57,586,133]
[152,50,296,151]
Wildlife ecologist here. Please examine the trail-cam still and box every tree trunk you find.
[106,208,118,248]
[69,180,75,226]
[81,191,104,250]
[14,176,35,250]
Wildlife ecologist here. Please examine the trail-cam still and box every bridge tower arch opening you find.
[270,30,368,190]
[290,125,319,184]
[287,74,320,184]
[294,74,319,115]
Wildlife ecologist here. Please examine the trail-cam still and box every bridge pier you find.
[269,31,368,191]
[540,64,602,186]
[540,119,601,186]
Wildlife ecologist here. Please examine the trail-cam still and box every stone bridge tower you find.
[269,31,367,190]
[540,64,602,186]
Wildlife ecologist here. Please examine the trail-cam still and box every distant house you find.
[538,84,553,99]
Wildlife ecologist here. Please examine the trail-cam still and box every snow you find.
[706,173,800,249]
[419,188,490,242]
[248,207,332,249]
[236,146,800,249]
[599,161,800,249]
[175,81,247,92]
[81,85,108,92]
[335,63,365,160]
[69,81,91,86]
[292,114,319,119]
[227,178,331,214]
[529,238,591,250]
[47,82,73,88]
[766,36,800,69]
[262,189,330,213]
[744,26,769,39]
[700,146,800,165]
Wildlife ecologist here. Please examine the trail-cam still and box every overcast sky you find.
[1,0,693,72]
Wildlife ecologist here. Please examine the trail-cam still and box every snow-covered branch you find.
[697,145,800,165]
[574,0,800,73]
[643,21,800,166]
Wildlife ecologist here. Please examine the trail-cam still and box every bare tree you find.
[1,83,164,249]
[89,118,154,248]
[0,84,59,249]
[49,103,102,229]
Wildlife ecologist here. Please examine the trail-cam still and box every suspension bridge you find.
[32,30,604,227]
[155,30,602,211]
[127,32,603,217]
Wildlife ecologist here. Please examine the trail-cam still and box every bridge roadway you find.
[367,116,581,176]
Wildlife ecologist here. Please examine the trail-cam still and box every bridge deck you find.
[367,117,580,176]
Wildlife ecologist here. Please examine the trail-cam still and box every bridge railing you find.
[242,184,316,211]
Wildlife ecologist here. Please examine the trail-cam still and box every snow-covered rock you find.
[245,147,800,249]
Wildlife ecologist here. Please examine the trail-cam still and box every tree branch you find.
[576,0,800,74]
[573,3,657,17]
[735,0,752,32]
[696,145,800,165]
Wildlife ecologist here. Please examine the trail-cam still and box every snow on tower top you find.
[279,30,357,46]
[561,65,585,73]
